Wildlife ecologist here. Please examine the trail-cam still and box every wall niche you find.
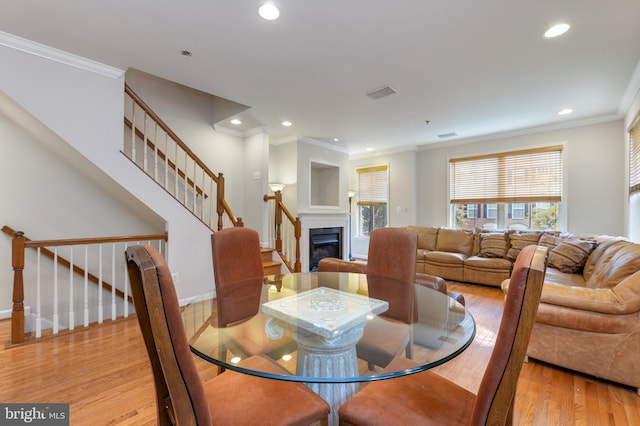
[310,160,339,207]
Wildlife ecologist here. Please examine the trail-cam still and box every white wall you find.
[296,138,350,214]
[243,130,270,241]
[416,120,626,236]
[0,39,218,301]
[349,151,418,258]
[0,93,165,315]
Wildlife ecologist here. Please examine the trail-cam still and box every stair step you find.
[263,261,282,275]
[261,248,274,263]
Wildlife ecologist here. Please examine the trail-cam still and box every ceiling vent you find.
[366,86,397,100]
[438,132,458,139]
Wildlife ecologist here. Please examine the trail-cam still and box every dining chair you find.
[356,227,418,370]
[338,244,548,426]
[125,244,330,426]
[211,227,294,371]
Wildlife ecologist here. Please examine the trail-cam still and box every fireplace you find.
[309,227,343,272]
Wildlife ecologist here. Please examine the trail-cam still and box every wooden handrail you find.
[125,84,219,184]
[124,117,207,199]
[3,225,167,344]
[124,84,243,231]
[263,191,302,272]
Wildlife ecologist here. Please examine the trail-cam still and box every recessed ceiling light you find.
[366,147,374,152]
[558,108,573,115]
[333,138,341,142]
[259,3,280,20]
[230,118,241,125]
[544,23,570,38]
[281,120,292,127]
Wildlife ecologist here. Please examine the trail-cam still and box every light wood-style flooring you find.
[1,282,639,425]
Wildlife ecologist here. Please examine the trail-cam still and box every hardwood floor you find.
[1,283,639,425]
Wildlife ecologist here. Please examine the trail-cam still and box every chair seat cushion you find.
[205,355,329,426]
[339,358,475,426]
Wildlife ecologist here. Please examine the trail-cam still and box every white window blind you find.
[450,146,563,204]
[357,165,388,205]
[630,114,640,195]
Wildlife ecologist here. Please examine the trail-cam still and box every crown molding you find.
[0,31,123,79]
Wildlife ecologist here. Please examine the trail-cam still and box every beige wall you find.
[416,120,626,236]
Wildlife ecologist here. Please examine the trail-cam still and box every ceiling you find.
[1,1,639,156]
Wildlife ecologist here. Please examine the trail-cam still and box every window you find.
[511,203,525,219]
[356,165,388,236]
[449,146,563,230]
[630,113,640,196]
[466,204,477,219]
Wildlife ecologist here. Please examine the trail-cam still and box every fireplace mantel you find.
[299,213,349,272]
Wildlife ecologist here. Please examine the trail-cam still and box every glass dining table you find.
[183,271,476,425]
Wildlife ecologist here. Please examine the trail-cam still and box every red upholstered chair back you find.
[211,228,265,327]
[365,228,418,323]
[126,244,212,425]
[366,227,418,284]
[470,244,548,425]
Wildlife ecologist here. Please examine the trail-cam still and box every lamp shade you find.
[269,183,285,192]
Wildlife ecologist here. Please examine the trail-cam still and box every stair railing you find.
[123,84,242,230]
[4,225,167,345]
[263,190,301,272]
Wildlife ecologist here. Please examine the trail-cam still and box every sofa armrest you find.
[502,280,637,315]
[317,257,368,273]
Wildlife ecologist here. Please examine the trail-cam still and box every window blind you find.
[450,146,563,204]
[356,165,388,205]
[630,113,640,195]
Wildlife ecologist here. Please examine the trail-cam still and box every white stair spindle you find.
[174,143,179,197]
[164,133,169,189]
[184,155,188,205]
[53,248,59,334]
[123,242,129,317]
[143,114,148,172]
[98,244,103,324]
[131,102,137,163]
[36,248,42,338]
[111,244,117,320]
[154,123,159,181]
[84,246,89,327]
[69,246,75,331]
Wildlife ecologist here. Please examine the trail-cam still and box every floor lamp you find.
[348,190,356,261]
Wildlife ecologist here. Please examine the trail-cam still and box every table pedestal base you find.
[295,326,364,426]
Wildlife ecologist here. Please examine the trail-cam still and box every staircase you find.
[262,248,285,275]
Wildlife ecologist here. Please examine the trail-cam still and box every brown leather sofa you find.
[501,236,640,393]
[317,257,465,306]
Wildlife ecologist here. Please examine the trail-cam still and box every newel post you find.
[294,217,302,272]
[274,191,283,252]
[11,231,26,344]
[216,172,225,231]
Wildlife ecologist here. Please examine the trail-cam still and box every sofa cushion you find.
[478,232,509,258]
[548,239,597,273]
[586,244,640,289]
[506,232,541,261]
[583,238,630,281]
[423,251,466,265]
[434,228,474,256]
[406,226,438,251]
[464,256,512,270]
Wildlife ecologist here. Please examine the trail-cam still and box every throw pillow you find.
[548,239,597,273]
[506,232,542,261]
[479,233,508,258]
[538,234,559,250]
